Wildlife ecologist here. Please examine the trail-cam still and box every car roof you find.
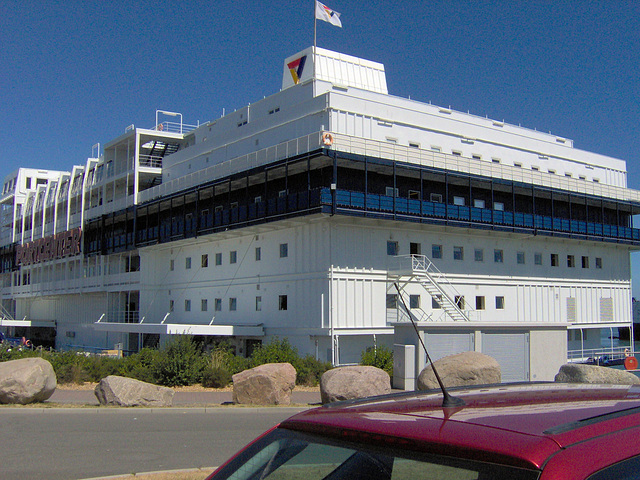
[281,383,640,470]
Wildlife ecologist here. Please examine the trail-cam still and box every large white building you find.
[2,47,639,382]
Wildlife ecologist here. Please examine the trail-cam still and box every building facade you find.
[2,47,639,380]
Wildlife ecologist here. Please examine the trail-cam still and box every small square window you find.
[476,296,485,310]
[201,254,209,268]
[582,256,589,268]
[551,254,559,267]
[453,196,465,206]
[201,299,208,311]
[408,190,420,200]
[409,295,420,309]
[185,257,191,269]
[567,255,575,268]
[385,186,399,197]
[386,294,398,309]
[230,251,237,264]
[255,296,262,311]
[387,241,399,256]
[184,299,191,312]
[229,298,237,311]
[473,199,485,208]
[496,296,505,309]
[517,252,525,265]
[494,249,503,263]
[432,295,442,309]
[453,246,464,261]
[432,244,442,259]
[534,252,542,265]
[255,247,261,261]
[474,249,484,262]
[280,243,288,258]
[214,298,222,311]
[279,295,288,311]
[595,257,602,269]
[430,193,443,203]
[215,253,222,266]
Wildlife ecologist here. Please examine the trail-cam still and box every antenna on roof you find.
[394,283,465,408]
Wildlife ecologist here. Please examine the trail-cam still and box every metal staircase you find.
[388,254,472,322]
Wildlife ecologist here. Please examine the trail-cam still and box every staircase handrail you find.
[393,287,436,323]
[392,254,472,321]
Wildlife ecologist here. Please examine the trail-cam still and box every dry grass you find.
[57,383,319,392]
[87,468,215,480]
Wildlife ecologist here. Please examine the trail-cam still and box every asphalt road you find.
[0,407,307,480]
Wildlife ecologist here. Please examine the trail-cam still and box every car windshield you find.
[211,428,540,480]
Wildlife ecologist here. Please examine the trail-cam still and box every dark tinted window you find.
[212,428,539,480]
[588,455,640,480]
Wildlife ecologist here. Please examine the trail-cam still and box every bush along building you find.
[2,47,639,383]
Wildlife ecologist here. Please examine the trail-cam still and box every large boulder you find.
[417,352,501,391]
[232,363,296,405]
[555,364,640,385]
[0,357,57,404]
[94,375,175,407]
[320,366,390,404]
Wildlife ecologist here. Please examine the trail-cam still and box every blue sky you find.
[2,0,640,290]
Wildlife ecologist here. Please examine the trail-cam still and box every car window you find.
[588,455,640,480]
[214,428,539,480]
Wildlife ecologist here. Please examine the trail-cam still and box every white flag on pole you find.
[315,1,342,28]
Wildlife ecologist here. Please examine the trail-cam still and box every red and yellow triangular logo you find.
[287,55,307,85]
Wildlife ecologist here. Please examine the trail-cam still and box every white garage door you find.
[423,331,475,367]
[482,332,529,382]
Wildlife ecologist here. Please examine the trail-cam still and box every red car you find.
[206,383,640,480]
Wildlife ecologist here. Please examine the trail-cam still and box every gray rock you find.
[232,363,297,405]
[555,364,640,385]
[0,357,57,404]
[417,351,501,391]
[320,366,390,404]
[94,375,174,407]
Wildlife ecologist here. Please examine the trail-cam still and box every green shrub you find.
[249,338,300,368]
[296,354,332,386]
[248,338,331,386]
[201,366,233,388]
[121,348,161,383]
[152,336,207,386]
[361,344,393,377]
[84,356,123,382]
[49,350,91,384]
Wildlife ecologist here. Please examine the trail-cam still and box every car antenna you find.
[394,283,465,408]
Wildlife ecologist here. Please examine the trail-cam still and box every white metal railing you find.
[139,154,163,168]
[567,345,632,364]
[153,121,198,134]
[329,132,640,204]
[390,254,472,322]
[138,131,323,204]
